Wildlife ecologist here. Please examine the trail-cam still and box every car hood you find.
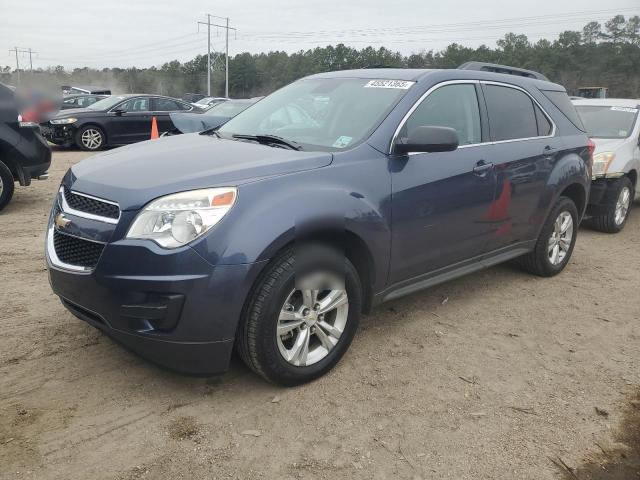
[592,137,626,155]
[67,133,333,211]
[169,112,230,134]
[50,107,105,119]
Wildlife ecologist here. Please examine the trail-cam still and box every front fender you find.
[189,151,392,290]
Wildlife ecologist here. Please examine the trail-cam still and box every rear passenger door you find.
[480,82,561,251]
[151,98,193,134]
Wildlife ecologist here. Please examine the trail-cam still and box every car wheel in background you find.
[0,160,15,212]
[75,125,105,151]
[236,245,362,386]
[517,196,579,277]
[588,177,633,233]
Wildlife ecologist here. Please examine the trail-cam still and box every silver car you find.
[573,98,640,232]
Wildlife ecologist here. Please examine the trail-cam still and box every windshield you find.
[218,78,414,151]
[575,105,638,139]
[86,95,127,111]
[206,101,253,117]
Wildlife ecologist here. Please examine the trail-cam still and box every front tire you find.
[0,160,15,212]
[75,125,105,151]
[236,246,362,386]
[518,196,578,277]
[588,177,633,233]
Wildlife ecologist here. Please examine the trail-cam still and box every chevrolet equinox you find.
[46,64,592,385]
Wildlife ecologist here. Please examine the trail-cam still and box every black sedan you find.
[61,94,108,110]
[166,98,259,135]
[40,94,196,150]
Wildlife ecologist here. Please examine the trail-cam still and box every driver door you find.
[108,97,152,144]
[389,82,498,283]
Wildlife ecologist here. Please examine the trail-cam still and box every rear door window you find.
[402,83,482,146]
[483,84,538,141]
[154,98,191,111]
[118,97,150,112]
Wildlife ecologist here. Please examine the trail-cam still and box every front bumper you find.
[586,177,628,216]
[40,123,76,146]
[45,190,267,375]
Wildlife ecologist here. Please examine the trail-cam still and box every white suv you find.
[573,98,640,232]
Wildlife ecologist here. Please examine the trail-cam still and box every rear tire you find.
[0,160,15,212]
[236,246,362,386]
[518,196,578,277]
[75,125,105,151]
[588,177,633,233]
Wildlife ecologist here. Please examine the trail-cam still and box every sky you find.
[0,0,638,70]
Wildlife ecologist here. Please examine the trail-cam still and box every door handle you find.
[473,160,494,176]
[543,145,559,158]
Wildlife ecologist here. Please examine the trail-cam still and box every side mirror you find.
[113,108,124,116]
[394,126,459,154]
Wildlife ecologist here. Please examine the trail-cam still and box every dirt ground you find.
[1,148,639,480]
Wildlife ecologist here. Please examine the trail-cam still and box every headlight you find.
[50,118,77,125]
[126,187,237,248]
[592,152,615,177]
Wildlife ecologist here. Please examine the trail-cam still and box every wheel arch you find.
[559,182,587,220]
[0,142,26,184]
[250,227,377,315]
[627,169,637,192]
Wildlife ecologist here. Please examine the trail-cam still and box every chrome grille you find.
[63,187,119,220]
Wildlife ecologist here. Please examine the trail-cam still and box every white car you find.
[573,98,640,232]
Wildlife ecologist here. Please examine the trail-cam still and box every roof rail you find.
[458,61,549,81]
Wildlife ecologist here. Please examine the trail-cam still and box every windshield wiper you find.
[232,134,302,150]
[200,126,222,137]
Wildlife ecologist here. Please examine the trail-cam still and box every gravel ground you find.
[1,148,639,480]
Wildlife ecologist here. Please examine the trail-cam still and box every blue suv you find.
[46,64,592,385]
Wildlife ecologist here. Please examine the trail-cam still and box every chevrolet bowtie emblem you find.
[55,213,71,229]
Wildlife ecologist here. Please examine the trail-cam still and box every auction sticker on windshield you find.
[364,80,415,89]
[611,106,638,113]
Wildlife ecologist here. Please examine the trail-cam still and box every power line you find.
[237,7,639,40]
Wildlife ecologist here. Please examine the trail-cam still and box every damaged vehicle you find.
[40,94,195,151]
[573,98,640,232]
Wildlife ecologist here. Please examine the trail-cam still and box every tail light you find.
[18,113,39,128]
[587,138,596,162]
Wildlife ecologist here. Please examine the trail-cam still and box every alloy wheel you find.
[614,186,631,226]
[277,287,349,367]
[81,129,103,150]
[548,211,573,265]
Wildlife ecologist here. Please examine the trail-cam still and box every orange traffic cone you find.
[150,116,159,139]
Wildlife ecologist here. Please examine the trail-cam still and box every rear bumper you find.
[47,233,267,375]
[12,126,52,186]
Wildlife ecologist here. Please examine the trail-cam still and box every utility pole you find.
[198,14,235,98]
[9,47,37,83]
[225,17,230,99]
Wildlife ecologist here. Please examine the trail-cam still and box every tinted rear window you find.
[484,84,538,141]
[541,90,585,131]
